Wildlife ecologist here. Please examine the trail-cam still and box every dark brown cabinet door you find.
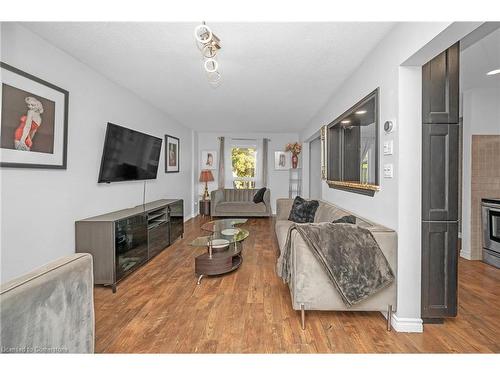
[421,222,458,318]
[422,123,459,221]
[421,43,460,320]
[422,43,459,124]
[169,200,184,243]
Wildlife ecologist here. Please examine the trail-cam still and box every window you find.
[231,147,256,189]
[326,88,379,196]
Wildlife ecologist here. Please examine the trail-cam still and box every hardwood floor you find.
[94,216,500,353]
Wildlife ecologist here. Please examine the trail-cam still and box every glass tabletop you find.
[200,218,248,232]
[190,229,249,247]
[192,219,249,247]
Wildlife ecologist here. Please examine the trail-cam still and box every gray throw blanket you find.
[277,222,394,307]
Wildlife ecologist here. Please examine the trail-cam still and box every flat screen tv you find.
[98,123,162,183]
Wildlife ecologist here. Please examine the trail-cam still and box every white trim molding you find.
[381,312,423,333]
[391,314,423,333]
[460,249,473,260]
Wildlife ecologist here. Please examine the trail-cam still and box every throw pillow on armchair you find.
[253,187,267,203]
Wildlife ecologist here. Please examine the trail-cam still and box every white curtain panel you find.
[262,138,269,187]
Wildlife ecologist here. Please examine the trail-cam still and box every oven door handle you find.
[482,203,500,210]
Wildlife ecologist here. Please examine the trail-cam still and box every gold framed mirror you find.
[325,88,380,196]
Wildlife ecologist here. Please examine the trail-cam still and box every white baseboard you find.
[460,249,472,260]
[380,311,423,333]
[391,314,423,332]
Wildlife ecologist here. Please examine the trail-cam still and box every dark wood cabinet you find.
[422,43,459,124]
[422,123,459,221]
[421,222,458,318]
[421,43,460,320]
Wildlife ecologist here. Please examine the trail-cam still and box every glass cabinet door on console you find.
[115,215,148,280]
[148,222,170,259]
[169,200,184,243]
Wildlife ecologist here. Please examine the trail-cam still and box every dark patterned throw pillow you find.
[332,215,357,224]
[253,187,267,203]
[288,196,319,223]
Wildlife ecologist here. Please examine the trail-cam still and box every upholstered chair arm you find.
[210,189,224,216]
[211,189,224,203]
[276,198,294,220]
[263,188,271,214]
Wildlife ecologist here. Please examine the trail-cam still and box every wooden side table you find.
[199,200,211,217]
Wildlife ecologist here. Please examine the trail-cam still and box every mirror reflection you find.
[327,89,379,192]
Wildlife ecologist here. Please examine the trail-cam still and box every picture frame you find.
[201,150,217,170]
[274,151,290,170]
[0,62,69,169]
[320,125,328,180]
[165,134,180,173]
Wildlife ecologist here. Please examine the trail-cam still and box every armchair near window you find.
[211,188,271,217]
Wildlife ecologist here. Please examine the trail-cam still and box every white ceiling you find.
[23,22,395,132]
[461,27,500,91]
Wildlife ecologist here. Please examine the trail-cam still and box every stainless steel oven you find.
[481,198,500,268]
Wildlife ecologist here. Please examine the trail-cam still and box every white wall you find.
[194,132,299,214]
[191,129,199,218]
[397,66,423,328]
[309,137,322,200]
[301,141,310,199]
[0,23,193,282]
[461,87,500,259]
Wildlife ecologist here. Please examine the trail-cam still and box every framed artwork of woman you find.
[0,62,69,169]
[165,134,180,173]
[200,150,217,170]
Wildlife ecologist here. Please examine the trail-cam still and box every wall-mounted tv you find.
[98,123,162,183]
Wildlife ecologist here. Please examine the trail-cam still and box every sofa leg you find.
[300,304,305,330]
[387,304,392,331]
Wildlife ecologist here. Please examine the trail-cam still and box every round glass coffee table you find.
[200,218,248,233]
[191,219,249,285]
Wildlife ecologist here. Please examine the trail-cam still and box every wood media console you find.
[76,199,183,292]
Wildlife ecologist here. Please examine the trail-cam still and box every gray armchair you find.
[0,254,95,353]
[211,188,271,217]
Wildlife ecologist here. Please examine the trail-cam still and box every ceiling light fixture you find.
[341,120,351,124]
[486,69,500,76]
[355,110,367,115]
[204,58,218,73]
[194,22,222,84]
